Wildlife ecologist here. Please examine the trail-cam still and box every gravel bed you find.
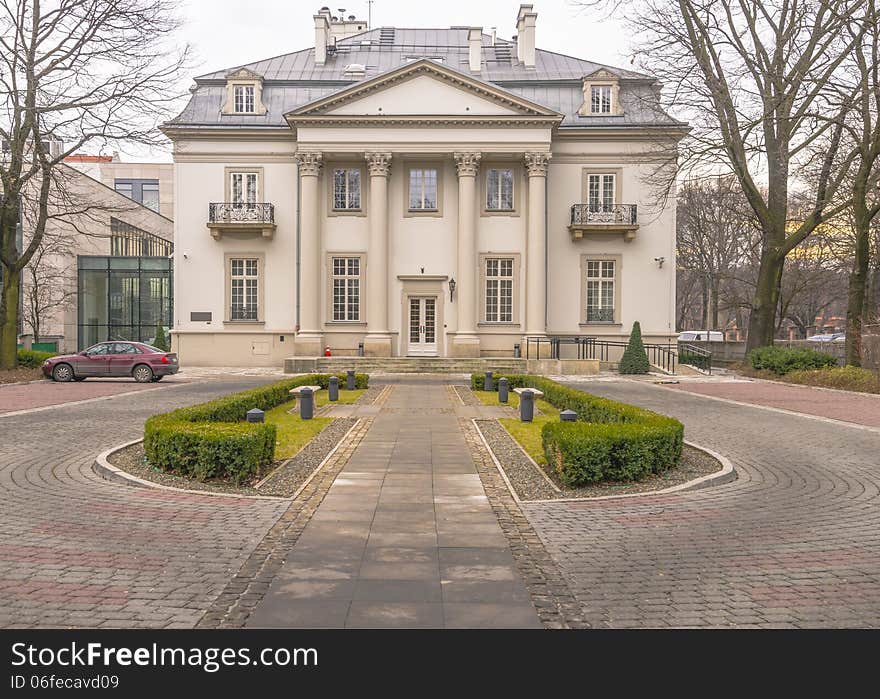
[477,418,723,501]
[105,383,381,497]
[257,417,357,496]
[453,384,481,406]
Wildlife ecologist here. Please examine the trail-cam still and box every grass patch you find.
[474,389,558,464]
[266,388,365,459]
[784,366,880,394]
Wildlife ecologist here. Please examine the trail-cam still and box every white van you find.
[678,330,724,342]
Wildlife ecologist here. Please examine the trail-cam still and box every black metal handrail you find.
[209,202,274,224]
[230,305,258,321]
[570,204,637,226]
[677,342,713,374]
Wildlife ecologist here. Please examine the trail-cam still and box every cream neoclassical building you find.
[163,5,686,366]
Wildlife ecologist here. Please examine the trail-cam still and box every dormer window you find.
[234,85,255,113]
[579,70,623,117]
[222,68,267,116]
[591,85,612,114]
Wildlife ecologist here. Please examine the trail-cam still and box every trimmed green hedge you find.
[17,349,57,368]
[144,373,369,483]
[472,374,683,486]
[748,345,837,375]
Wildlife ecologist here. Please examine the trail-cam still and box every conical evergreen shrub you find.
[153,321,169,352]
[619,321,650,374]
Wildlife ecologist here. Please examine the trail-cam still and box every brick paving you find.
[0,377,189,414]
[666,378,880,428]
[246,381,542,628]
[0,377,287,628]
[523,379,880,628]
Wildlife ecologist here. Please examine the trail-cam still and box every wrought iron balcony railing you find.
[586,307,615,323]
[570,204,637,226]
[230,305,258,321]
[209,202,274,224]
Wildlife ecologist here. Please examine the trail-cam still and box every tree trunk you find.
[700,275,708,329]
[845,212,870,366]
[710,277,720,330]
[746,250,784,352]
[0,265,21,369]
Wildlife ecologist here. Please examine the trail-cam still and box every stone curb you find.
[93,439,288,501]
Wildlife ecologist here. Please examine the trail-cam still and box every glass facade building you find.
[77,256,172,349]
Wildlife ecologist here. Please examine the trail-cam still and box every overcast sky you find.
[128,0,634,161]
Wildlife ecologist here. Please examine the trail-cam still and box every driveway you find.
[523,379,880,628]
[0,377,288,628]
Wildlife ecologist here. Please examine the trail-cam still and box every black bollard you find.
[246,408,265,423]
[329,376,339,401]
[300,387,314,420]
[484,371,493,391]
[520,389,535,422]
[346,370,356,391]
[498,377,509,404]
[560,409,577,422]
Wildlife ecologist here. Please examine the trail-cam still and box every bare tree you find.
[578,0,875,351]
[21,233,75,342]
[0,0,187,368]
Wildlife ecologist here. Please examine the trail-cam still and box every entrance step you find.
[284,356,600,375]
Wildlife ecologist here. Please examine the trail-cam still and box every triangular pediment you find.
[225,67,263,82]
[286,60,560,120]
[583,68,619,82]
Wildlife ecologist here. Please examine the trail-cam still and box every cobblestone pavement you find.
[0,377,289,629]
[247,381,542,629]
[0,377,192,414]
[665,378,880,428]
[522,379,880,628]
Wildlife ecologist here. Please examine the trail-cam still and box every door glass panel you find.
[424,299,435,343]
[409,299,420,343]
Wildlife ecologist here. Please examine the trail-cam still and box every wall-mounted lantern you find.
[449,277,456,302]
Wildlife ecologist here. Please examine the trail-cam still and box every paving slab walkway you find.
[247,382,542,628]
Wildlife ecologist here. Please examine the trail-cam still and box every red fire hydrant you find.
[324,345,331,357]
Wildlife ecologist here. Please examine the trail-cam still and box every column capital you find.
[454,151,482,177]
[365,151,392,177]
[294,151,323,176]
[524,151,551,176]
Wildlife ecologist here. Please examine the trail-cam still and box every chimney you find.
[468,27,482,72]
[314,10,331,65]
[516,4,536,67]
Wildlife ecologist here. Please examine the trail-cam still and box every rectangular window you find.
[230,172,258,206]
[230,257,259,321]
[486,168,514,211]
[141,183,159,212]
[331,256,361,321]
[333,169,362,211]
[591,85,612,114]
[408,168,438,210]
[587,174,615,212]
[485,258,514,323]
[585,259,615,323]
[115,182,133,199]
[233,85,255,113]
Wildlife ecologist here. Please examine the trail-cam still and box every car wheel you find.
[132,364,154,383]
[52,363,74,382]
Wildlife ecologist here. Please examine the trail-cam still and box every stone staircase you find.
[284,356,529,375]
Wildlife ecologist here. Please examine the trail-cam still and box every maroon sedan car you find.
[42,342,179,383]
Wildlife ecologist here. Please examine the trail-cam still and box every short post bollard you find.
[328,376,339,401]
[560,409,577,422]
[484,371,493,391]
[520,389,535,422]
[300,387,314,420]
[246,408,265,423]
[498,377,509,404]
[346,370,356,391]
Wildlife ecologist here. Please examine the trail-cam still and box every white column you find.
[452,151,481,358]
[364,152,393,357]
[294,151,324,356]
[524,152,550,337]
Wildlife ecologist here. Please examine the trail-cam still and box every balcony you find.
[569,204,638,242]
[207,203,276,240]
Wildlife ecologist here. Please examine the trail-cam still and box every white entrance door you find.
[408,296,438,356]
